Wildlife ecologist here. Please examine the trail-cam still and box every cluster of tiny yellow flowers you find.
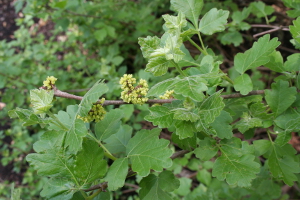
[153,90,174,107]
[43,76,57,90]
[159,90,174,99]
[77,98,106,123]
[119,74,148,105]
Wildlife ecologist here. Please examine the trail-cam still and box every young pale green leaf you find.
[138,36,161,59]
[199,8,229,35]
[233,74,253,95]
[173,76,208,102]
[234,34,280,74]
[194,137,218,161]
[164,35,185,63]
[290,17,300,44]
[139,171,180,200]
[126,128,173,177]
[74,139,107,184]
[30,89,54,114]
[198,90,225,124]
[264,51,285,73]
[234,112,262,133]
[170,0,203,28]
[105,157,128,191]
[267,143,300,186]
[95,109,124,141]
[212,154,260,187]
[210,110,233,139]
[283,53,300,72]
[40,178,76,200]
[77,80,108,117]
[171,133,197,151]
[32,130,65,153]
[163,12,187,35]
[147,78,178,97]
[144,106,174,128]
[145,57,171,76]
[103,125,132,155]
[178,44,201,68]
[174,120,196,139]
[172,108,200,122]
[265,80,297,117]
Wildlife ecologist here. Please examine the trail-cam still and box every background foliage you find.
[1,0,300,199]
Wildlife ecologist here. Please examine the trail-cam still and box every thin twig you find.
[251,24,289,30]
[54,89,266,105]
[253,27,282,38]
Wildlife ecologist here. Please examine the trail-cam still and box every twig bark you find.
[54,89,266,105]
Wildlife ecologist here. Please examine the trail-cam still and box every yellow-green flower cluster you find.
[159,90,174,99]
[152,90,174,107]
[77,98,106,123]
[119,74,148,105]
[43,76,57,90]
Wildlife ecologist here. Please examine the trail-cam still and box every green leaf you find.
[95,109,124,141]
[77,80,108,117]
[8,108,51,126]
[266,143,300,186]
[253,139,271,156]
[233,74,253,95]
[210,110,233,139]
[105,157,128,191]
[55,105,87,153]
[265,80,297,117]
[234,112,262,133]
[220,31,243,47]
[234,34,280,74]
[94,29,107,42]
[27,130,68,176]
[199,8,229,35]
[174,120,196,139]
[198,90,225,124]
[171,133,196,151]
[283,53,300,72]
[172,108,200,122]
[170,0,203,28]
[197,169,211,186]
[145,106,174,128]
[74,139,107,184]
[138,36,161,59]
[173,76,208,101]
[126,128,173,177]
[139,171,180,200]
[30,89,54,114]
[250,1,274,18]
[264,51,285,73]
[40,178,75,200]
[29,138,107,199]
[103,125,132,155]
[290,17,300,44]
[212,139,260,187]
[194,137,218,161]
